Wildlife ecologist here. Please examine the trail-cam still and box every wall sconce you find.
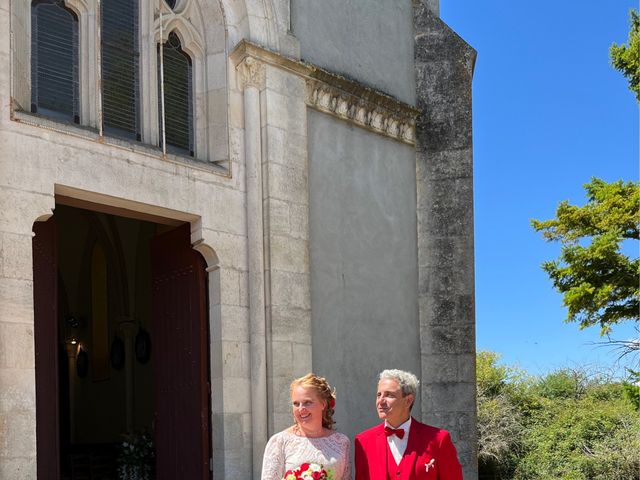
[65,314,81,329]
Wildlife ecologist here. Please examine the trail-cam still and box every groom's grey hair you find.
[379,369,420,398]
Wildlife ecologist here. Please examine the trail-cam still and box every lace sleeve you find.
[261,433,285,480]
[341,435,352,480]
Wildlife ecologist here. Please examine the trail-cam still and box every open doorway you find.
[33,203,212,480]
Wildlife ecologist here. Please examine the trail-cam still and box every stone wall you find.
[307,110,421,441]
[414,2,478,479]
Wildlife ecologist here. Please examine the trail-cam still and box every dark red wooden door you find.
[151,223,210,479]
[33,218,60,479]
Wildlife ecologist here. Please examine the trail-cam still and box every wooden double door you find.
[33,219,211,479]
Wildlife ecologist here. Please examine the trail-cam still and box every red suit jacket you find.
[354,418,463,480]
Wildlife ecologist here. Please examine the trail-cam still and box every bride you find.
[261,373,351,480]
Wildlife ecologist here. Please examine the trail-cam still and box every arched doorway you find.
[32,204,212,479]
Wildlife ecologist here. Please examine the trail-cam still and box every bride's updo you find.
[290,373,337,430]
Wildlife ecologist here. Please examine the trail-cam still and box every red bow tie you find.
[384,426,405,439]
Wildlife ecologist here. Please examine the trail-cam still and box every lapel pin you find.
[425,459,435,472]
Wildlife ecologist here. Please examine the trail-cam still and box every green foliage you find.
[477,353,640,480]
[534,369,587,400]
[623,369,640,411]
[610,9,640,102]
[476,352,526,478]
[477,351,510,396]
[531,178,640,336]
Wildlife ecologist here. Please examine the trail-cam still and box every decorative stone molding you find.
[230,40,419,145]
[155,0,205,57]
[306,80,416,144]
[236,57,266,90]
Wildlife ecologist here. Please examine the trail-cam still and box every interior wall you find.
[55,205,156,444]
[307,110,421,442]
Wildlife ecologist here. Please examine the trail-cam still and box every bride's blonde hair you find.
[290,373,337,429]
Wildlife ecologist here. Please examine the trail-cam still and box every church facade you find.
[0,0,477,478]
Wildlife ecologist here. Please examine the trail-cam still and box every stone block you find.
[269,306,312,344]
[206,52,227,90]
[222,377,251,414]
[270,374,294,416]
[270,341,293,378]
[291,342,312,378]
[417,235,470,269]
[0,278,34,324]
[220,412,245,450]
[416,149,473,182]
[269,235,309,274]
[0,411,35,459]
[289,203,309,240]
[0,322,35,369]
[220,267,242,307]
[270,270,310,309]
[267,161,308,205]
[418,292,475,328]
[416,178,474,236]
[0,456,36,480]
[0,189,53,234]
[1,233,32,280]
[228,126,245,168]
[421,324,475,355]
[418,265,470,298]
[237,270,249,307]
[284,132,308,172]
[423,382,476,415]
[266,66,305,99]
[219,305,249,342]
[221,340,250,378]
[273,413,292,434]
[265,90,306,138]
[0,368,35,413]
[265,125,287,166]
[457,353,476,383]
[229,90,245,129]
[421,353,459,383]
[265,198,291,236]
[200,229,247,271]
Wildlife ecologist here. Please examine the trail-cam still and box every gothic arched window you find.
[101,0,140,140]
[30,0,79,123]
[158,32,194,156]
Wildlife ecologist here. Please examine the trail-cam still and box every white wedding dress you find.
[261,430,352,480]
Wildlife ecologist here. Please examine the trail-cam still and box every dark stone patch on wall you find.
[414,1,478,478]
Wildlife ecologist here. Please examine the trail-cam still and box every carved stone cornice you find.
[237,57,266,90]
[230,40,419,145]
[306,80,415,144]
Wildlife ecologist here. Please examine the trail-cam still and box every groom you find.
[354,369,463,480]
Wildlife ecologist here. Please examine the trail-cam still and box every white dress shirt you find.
[385,417,412,465]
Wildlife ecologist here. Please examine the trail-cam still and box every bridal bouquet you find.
[283,462,334,480]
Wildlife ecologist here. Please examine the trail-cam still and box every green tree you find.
[531,178,640,340]
[610,9,640,102]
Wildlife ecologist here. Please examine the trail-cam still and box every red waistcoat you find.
[354,417,464,480]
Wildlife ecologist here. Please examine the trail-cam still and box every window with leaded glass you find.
[101,0,140,140]
[31,0,79,124]
[158,32,194,156]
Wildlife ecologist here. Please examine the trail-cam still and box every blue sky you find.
[441,1,639,375]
